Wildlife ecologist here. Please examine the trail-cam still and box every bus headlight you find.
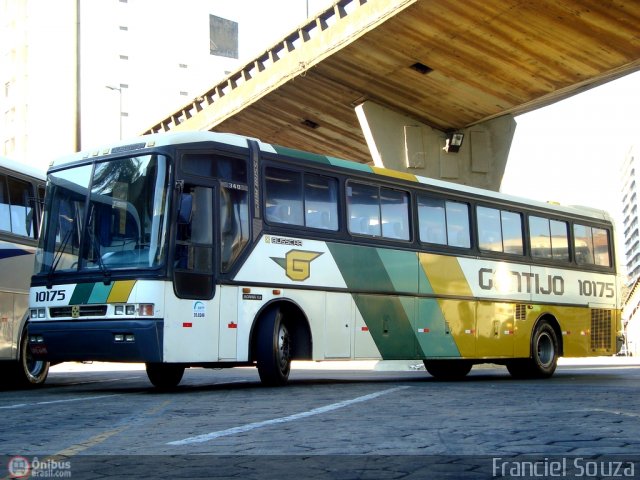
[138,304,154,316]
[30,308,46,319]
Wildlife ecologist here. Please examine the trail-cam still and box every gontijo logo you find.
[271,250,323,281]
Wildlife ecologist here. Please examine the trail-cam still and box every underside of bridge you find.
[145,0,640,190]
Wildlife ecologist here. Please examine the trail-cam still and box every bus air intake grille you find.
[515,304,527,321]
[591,309,612,351]
[50,305,108,318]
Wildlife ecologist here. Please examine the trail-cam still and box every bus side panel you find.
[419,253,477,358]
[353,294,417,360]
[0,291,15,359]
[162,283,220,363]
[354,299,382,359]
[0,249,35,360]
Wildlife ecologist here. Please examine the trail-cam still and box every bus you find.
[27,132,622,387]
[0,156,48,387]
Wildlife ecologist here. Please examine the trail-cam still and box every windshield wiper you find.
[90,230,111,285]
[47,227,73,288]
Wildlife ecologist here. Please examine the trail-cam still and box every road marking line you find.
[571,408,640,418]
[0,394,122,410]
[168,386,410,446]
[54,426,129,456]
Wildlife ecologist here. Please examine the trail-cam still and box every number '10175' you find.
[577,280,614,298]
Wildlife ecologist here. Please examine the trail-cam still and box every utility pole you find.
[74,0,82,152]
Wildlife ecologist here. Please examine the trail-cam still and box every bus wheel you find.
[256,307,291,386]
[507,320,558,379]
[145,363,185,389]
[530,320,558,377]
[423,360,472,380]
[12,329,49,387]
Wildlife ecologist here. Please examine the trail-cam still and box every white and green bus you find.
[28,132,622,387]
[0,156,48,387]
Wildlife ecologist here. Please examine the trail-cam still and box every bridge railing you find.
[144,0,368,135]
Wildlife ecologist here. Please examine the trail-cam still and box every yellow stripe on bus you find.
[418,253,472,297]
[371,166,417,183]
[106,280,137,303]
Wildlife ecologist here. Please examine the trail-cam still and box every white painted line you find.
[0,394,122,410]
[168,386,410,446]
[63,375,143,386]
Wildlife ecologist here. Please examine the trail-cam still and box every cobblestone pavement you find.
[1,358,639,479]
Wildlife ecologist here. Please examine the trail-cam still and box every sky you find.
[501,70,640,222]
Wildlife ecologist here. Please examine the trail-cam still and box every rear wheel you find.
[145,363,185,389]
[507,320,558,379]
[423,360,472,380]
[255,307,291,386]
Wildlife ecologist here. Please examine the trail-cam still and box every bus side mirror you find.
[178,194,192,224]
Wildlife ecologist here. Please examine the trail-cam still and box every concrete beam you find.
[355,101,516,191]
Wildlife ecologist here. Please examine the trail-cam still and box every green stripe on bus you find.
[416,299,461,357]
[272,146,333,165]
[69,283,94,305]
[88,282,113,304]
[327,243,395,292]
[326,157,372,173]
[377,248,420,294]
[272,145,374,174]
[353,294,424,359]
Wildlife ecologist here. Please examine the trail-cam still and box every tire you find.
[11,329,49,388]
[507,320,558,379]
[255,307,291,386]
[423,360,472,380]
[145,363,185,389]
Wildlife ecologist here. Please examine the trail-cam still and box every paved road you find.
[1,358,639,479]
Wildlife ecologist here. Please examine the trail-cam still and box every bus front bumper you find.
[27,319,164,363]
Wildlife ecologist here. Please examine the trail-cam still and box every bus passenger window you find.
[304,174,338,231]
[574,224,610,267]
[0,174,10,233]
[347,183,380,236]
[501,211,523,255]
[477,206,502,252]
[592,227,611,266]
[265,167,303,225]
[418,195,470,248]
[530,216,569,261]
[380,188,409,240]
[550,220,569,261]
[477,206,523,255]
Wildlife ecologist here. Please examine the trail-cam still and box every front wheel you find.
[10,329,49,387]
[255,307,291,386]
[145,363,185,389]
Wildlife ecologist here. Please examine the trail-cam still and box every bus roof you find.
[49,131,613,223]
[0,156,46,181]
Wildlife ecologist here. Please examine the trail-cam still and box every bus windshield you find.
[35,154,170,275]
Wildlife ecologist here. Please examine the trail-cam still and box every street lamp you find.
[105,85,122,140]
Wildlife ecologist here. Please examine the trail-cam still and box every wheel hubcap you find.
[277,323,290,371]
[537,332,554,367]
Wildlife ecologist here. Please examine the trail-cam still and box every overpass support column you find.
[355,101,516,191]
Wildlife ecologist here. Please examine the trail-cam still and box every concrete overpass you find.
[144,0,640,190]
